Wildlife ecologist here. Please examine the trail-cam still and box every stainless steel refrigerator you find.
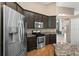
[3,5,27,56]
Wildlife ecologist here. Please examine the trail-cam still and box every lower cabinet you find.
[49,34,56,44]
[46,34,56,45]
[46,35,49,45]
[27,34,56,51]
[27,36,37,51]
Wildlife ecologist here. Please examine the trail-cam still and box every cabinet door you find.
[51,16,56,28]
[38,14,43,22]
[6,2,16,11]
[24,11,30,28]
[46,35,49,45]
[52,34,56,44]
[28,12,34,28]
[48,16,56,28]
[42,15,48,28]
[34,13,39,22]
[24,11,29,21]
[49,34,56,44]
[17,5,23,14]
[24,11,34,28]
[27,37,37,51]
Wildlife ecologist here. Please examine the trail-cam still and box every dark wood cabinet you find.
[49,34,56,44]
[27,34,56,51]
[27,36,37,51]
[34,13,42,22]
[42,15,48,28]
[17,5,23,14]
[6,2,17,11]
[28,12,34,28]
[24,11,35,28]
[24,9,56,29]
[46,34,56,45]
[46,35,49,45]
[38,14,43,22]
[48,16,56,28]
[4,2,56,29]
[5,2,24,14]
[24,11,48,29]
[24,11,56,29]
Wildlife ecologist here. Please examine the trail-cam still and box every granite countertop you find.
[27,33,36,37]
[26,29,56,37]
[53,43,79,56]
[27,32,56,37]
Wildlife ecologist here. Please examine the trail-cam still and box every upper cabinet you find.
[24,10,49,29]
[16,4,24,14]
[24,11,35,28]
[34,13,43,22]
[5,2,24,15]
[42,15,48,28]
[24,10,56,29]
[4,2,56,29]
[6,2,17,10]
[48,16,56,28]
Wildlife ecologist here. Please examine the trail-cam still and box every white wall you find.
[66,20,71,43]
[70,15,79,46]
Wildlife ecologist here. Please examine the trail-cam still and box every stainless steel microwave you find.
[34,21,43,28]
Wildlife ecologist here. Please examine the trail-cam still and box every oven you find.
[37,36,45,49]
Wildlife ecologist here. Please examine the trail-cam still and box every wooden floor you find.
[26,44,55,56]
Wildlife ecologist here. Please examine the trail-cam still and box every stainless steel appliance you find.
[35,21,43,28]
[3,5,26,56]
[32,30,45,49]
[37,36,45,49]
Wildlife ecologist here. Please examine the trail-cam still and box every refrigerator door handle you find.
[18,23,22,42]
[22,21,24,40]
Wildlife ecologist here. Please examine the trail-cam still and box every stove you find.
[37,35,45,49]
[32,30,45,49]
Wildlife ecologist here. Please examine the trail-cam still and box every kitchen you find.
[18,2,56,56]
[1,2,79,56]
[2,1,79,57]
[0,2,56,56]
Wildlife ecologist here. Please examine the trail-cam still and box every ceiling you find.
[18,2,79,10]
[57,2,79,10]
[17,2,79,16]
[57,2,79,15]
[37,2,56,5]
[17,2,56,16]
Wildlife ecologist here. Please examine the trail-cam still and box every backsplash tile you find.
[26,29,56,34]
